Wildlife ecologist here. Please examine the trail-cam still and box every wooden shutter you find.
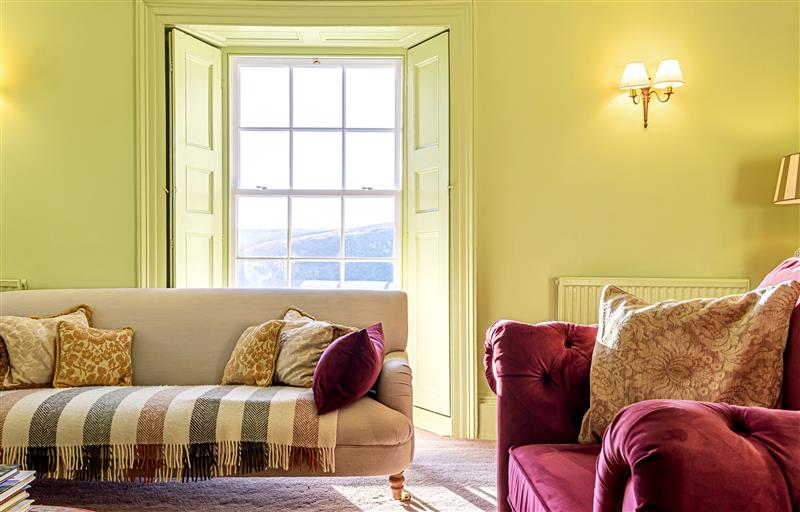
[405,32,451,434]
[169,30,224,288]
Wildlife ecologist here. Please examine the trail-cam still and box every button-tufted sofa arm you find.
[596,400,800,512]
[484,320,598,512]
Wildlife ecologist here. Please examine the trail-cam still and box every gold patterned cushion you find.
[0,305,93,389]
[53,322,134,388]
[274,308,355,388]
[578,281,800,443]
[222,320,284,387]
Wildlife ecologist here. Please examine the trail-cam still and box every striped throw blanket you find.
[0,385,337,481]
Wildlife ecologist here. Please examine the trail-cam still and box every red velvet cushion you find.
[758,258,800,410]
[312,323,385,414]
[508,444,599,512]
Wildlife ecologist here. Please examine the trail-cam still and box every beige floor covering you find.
[30,429,497,512]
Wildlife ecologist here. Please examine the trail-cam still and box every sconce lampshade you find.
[620,62,650,89]
[653,59,685,89]
[774,153,800,205]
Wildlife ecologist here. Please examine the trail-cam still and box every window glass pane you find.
[345,132,395,190]
[291,197,341,257]
[293,66,342,128]
[239,131,289,189]
[240,66,289,127]
[345,197,394,258]
[291,261,340,288]
[344,262,394,289]
[346,67,396,129]
[237,196,288,257]
[293,131,342,189]
[237,260,287,288]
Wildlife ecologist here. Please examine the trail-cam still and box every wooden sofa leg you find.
[390,472,411,502]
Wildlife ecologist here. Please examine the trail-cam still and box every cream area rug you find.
[31,429,497,511]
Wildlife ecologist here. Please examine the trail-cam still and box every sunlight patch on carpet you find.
[464,486,497,507]
[480,486,497,498]
[332,484,486,511]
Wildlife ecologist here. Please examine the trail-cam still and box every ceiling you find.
[176,25,446,49]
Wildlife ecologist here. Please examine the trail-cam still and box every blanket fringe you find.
[1,442,335,482]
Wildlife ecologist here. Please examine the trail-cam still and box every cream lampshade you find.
[653,59,685,89]
[620,62,650,89]
[774,153,800,205]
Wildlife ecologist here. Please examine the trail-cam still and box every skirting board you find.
[478,395,496,440]
[414,406,452,437]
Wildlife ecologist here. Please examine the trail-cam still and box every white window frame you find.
[229,55,403,289]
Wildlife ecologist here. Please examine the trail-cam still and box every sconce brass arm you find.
[648,88,674,103]
[628,85,675,128]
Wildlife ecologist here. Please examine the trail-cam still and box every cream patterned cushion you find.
[222,320,284,387]
[0,305,93,389]
[578,281,800,444]
[274,308,355,388]
[53,322,134,388]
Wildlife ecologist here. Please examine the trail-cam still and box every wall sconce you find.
[620,59,685,128]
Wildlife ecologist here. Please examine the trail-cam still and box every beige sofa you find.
[1,288,413,497]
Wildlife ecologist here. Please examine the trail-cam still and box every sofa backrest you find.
[0,288,408,386]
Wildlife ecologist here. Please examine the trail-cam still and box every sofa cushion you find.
[275,309,336,388]
[53,322,134,387]
[0,305,93,389]
[221,320,284,387]
[758,257,800,410]
[508,444,598,512]
[580,282,800,443]
[313,323,385,414]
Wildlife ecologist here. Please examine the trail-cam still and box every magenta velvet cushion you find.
[758,257,800,410]
[312,323,385,414]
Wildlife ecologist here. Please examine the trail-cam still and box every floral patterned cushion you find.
[222,320,284,387]
[579,281,800,444]
[53,322,134,388]
[0,305,93,389]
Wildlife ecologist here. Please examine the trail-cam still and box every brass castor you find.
[389,472,412,502]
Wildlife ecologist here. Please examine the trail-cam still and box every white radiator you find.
[556,276,751,324]
[0,279,28,292]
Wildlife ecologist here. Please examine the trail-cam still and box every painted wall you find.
[2,0,799,435]
[1,0,136,288]
[475,0,800,413]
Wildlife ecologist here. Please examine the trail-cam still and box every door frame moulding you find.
[135,0,476,438]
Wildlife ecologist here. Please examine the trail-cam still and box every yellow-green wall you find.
[2,1,799,426]
[475,0,800,400]
[1,0,136,288]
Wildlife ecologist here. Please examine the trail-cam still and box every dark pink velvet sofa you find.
[484,259,800,512]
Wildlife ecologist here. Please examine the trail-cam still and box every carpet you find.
[29,429,497,511]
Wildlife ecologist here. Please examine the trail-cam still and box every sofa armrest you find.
[375,351,413,421]
[596,400,800,512]
[484,320,596,512]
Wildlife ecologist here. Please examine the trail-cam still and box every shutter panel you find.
[406,32,451,434]
[170,30,224,288]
